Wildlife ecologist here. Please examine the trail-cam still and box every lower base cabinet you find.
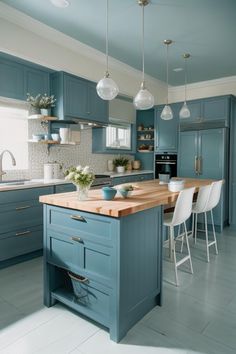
[112,173,153,186]
[44,204,163,342]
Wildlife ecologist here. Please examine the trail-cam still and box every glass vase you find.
[76,185,90,201]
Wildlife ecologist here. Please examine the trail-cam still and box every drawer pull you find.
[70,214,87,223]
[68,271,89,284]
[71,236,84,244]
[15,205,31,211]
[15,231,32,237]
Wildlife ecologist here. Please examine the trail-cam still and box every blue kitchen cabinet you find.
[112,173,153,186]
[54,184,76,194]
[0,186,54,268]
[0,52,51,100]
[178,131,198,178]
[43,204,162,342]
[51,72,108,124]
[229,96,236,228]
[202,96,230,123]
[0,56,25,100]
[178,128,228,231]
[155,103,179,153]
[24,66,50,96]
[179,96,230,126]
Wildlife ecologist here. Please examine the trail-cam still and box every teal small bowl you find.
[101,187,117,200]
[119,189,131,198]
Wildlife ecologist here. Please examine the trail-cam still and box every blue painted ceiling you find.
[2,0,236,86]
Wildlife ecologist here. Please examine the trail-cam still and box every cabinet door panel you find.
[0,58,24,100]
[199,129,225,179]
[155,105,179,152]
[87,83,108,123]
[25,67,49,96]
[202,97,229,122]
[178,131,198,177]
[64,75,88,118]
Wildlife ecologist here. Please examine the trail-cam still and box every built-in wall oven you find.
[155,154,177,179]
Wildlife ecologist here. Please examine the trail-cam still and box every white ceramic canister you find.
[59,128,71,144]
[168,179,185,192]
[107,160,114,172]
[44,163,54,181]
[52,163,60,179]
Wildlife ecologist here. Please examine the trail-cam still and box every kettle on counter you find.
[44,162,61,181]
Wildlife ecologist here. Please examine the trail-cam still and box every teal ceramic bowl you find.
[119,189,131,199]
[101,187,117,200]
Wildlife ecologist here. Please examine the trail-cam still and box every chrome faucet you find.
[0,150,16,181]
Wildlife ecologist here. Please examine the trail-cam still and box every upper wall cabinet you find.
[51,72,108,124]
[155,103,180,153]
[180,95,230,126]
[24,67,50,96]
[0,52,51,101]
[109,97,135,124]
[0,56,25,100]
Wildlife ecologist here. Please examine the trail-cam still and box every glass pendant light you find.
[179,53,191,118]
[133,0,154,110]
[161,39,173,120]
[96,0,119,100]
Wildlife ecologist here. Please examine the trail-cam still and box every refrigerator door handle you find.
[198,156,202,175]
[194,156,198,175]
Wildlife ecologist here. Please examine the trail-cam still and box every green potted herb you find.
[27,93,56,117]
[113,156,129,173]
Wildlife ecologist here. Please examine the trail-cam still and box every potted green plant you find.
[27,93,56,117]
[64,165,95,201]
[113,156,129,173]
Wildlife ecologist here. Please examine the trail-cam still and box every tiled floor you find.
[0,227,236,353]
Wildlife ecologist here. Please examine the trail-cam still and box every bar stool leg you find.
[191,213,195,240]
[205,212,210,263]
[184,221,193,274]
[211,209,218,255]
[194,213,198,244]
[171,226,178,286]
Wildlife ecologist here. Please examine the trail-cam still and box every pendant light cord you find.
[166,44,169,104]
[141,4,145,85]
[184,57,187,102]
[105,0,109,76]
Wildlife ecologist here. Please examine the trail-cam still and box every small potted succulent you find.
[113,156,129,173]
[27,93,56,116]
[64,165,95,201]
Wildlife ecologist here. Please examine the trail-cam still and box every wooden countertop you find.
[39,178,214,218]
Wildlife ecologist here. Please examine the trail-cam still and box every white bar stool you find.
[164,187,195,286]
[192,180,223,262]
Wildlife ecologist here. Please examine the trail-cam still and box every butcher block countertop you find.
[39,178,213,218]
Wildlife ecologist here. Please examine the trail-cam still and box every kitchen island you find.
[40,178,212,342]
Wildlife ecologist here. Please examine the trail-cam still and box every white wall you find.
[0,3,167,104]
[169,76,236,103]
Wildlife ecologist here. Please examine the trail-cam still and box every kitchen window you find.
[106,124,131,150]
[0,100,28,170]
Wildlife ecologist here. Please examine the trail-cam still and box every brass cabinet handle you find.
[198,156,202,175]
[70,214,87,223]
[15,205,31,211]
[68,271,89,284]
[194,156,198,174]
[15,230,32,236]
[71,236,84,244]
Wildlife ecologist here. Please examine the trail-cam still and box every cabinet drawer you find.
[0,186,54,205]
[52,277,110,327]
[47,230,112,285]
[47,206,113,245]
[0,203,43,234]
[0,226,42,262]
[54,184,76,194]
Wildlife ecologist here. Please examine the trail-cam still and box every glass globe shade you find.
[133,88,154,110]
[179,101,191,118]
[160,105,173,120]
[96,76,119,100]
